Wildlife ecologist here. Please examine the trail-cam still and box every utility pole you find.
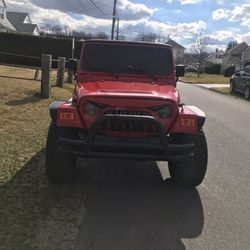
[116,18,120,40]
[111,0,117,40]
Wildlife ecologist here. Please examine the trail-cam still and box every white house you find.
[7,12,40,36]
[241,47,250,66]
[221,42,249,73]
[0,0,16,32]
[166,38,185,64]
[203,49,224,66]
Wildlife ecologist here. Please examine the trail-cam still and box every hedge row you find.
[0,32,83,67]
[204,64,221,75]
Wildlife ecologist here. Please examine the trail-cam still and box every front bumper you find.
[58,114,195,161]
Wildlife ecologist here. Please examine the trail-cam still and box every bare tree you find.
[95,32,109,39]
[135,32,158,43]
[226,41,238,51]
[190,29,210,77]
[63,25,71,36]
[52,25,63,35]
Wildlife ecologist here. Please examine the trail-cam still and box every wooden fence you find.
[0,52,75,99]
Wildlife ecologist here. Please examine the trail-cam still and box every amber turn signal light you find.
[181,118,195,127]
[59,112,74,120]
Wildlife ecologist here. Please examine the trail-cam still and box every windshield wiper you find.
[85,67,106,72]
[85,67,119,78]
[124,65,158,81]
[124,64,147,74]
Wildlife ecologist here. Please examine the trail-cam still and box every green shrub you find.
[224,66,235,77]
[205,64,221,74]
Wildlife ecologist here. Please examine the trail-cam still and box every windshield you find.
[81,43,173,76]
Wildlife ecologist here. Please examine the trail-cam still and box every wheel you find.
[230,80,235,95]
[45,123,77,183]
[168,130,208,188]
[244,86,250,100]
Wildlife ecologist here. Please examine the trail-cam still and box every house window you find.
[0,6,4,19]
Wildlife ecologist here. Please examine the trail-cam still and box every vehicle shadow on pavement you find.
[0,149,87,250]
[76,159,204,250]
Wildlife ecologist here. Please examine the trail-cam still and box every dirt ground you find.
[0,65,87,250]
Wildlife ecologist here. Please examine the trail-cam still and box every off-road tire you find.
[244,86,250,100]
[230,80,235,95]
[168,130,208,188]
[45,123,77,183]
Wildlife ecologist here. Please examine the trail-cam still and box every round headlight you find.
[85,102,99,116]
[154,105,171,118]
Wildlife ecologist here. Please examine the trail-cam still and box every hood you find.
[76,80,179,104]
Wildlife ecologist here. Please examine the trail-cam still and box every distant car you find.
[185,65,198,73]
[230,65,250,100]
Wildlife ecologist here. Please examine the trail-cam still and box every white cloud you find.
[229,4,250,27]
[178,0,201,5]
[209,28,250,44]
[10,0,154,21]
[213,4,250,29]
[212,8,230,20]
[117,0,154,20]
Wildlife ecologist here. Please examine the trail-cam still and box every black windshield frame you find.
[81,43,174,76]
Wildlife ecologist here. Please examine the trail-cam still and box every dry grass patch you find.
[210,87,230,95]
[0,66,86,250]
[180,73,230,84]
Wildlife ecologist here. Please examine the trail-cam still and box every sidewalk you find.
[195,83,229,89]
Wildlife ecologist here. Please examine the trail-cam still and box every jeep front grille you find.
[97,114,158,134]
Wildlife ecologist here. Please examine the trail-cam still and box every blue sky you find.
[6,0,250,50]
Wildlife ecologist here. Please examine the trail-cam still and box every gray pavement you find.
[75,82,250,250]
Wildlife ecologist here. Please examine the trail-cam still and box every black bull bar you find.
[58,114,195,161]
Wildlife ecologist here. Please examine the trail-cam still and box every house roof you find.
[17,23,38,33]
[242,46,250,54]
[226,42,248,55]
[6,11,39,34]
[203,50,224,61]
[166,39,185,49]
[6,12,29,27]
[228,57,241,65]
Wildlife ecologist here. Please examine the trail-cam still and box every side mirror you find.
[234,71,240,77]
[240,71,246,76]
[68,59,77,74]
[176,65,185,77]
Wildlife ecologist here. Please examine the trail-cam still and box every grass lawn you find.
[0,65,86,250]
[210,87,230,95]
[180,72,230,84]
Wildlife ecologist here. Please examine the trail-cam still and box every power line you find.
[77,0,89,15]
[87,0,107,16]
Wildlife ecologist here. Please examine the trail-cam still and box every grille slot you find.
[104,110,150,116]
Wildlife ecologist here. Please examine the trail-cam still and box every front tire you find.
[230,80,235,95]
[244,86,250,100]
[168,130,208,188]
[45,123,77,183]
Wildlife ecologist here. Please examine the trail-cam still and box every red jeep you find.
[46,40,207,188]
